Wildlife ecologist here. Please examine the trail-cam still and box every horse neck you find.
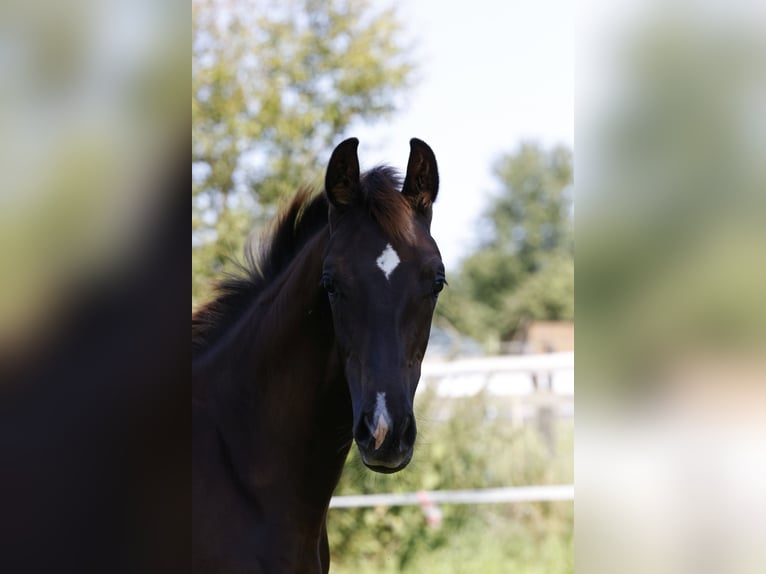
[205,229,353,514]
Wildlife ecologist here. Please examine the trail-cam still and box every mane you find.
[192,188,329,357]
[192,165,412,357]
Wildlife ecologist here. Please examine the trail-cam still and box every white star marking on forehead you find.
[376,243,400,280]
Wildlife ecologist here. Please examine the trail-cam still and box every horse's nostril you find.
[354,414,373,445]
[401,414,416,446]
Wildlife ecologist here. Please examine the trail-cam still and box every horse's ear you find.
[325,137,361,210]
[402,138,439,224]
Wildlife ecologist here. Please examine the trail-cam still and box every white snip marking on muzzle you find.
[373,392,390,450]
[376,243,400,280]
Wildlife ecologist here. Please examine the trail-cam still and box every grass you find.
[330,502,573,573]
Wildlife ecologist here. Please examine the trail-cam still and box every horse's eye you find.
[321,276,338,297]
[432,277,447,298]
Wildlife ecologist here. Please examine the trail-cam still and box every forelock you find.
[359,166,415,244]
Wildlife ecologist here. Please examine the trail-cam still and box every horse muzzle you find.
[354,410,416,474]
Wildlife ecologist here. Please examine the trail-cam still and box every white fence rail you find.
[416,352,574,423]
[421,352,574,378]
[329,484,574,509]
[418,352,574,398]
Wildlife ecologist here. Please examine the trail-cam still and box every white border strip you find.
[329,484,574,508]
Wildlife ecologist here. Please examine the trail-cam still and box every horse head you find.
[322,138,444,473]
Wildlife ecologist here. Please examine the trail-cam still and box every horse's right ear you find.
[325,138,360,210]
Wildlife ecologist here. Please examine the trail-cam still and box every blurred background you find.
[193,0,573,572]
[1,1,187,572]
[577,1,766,573]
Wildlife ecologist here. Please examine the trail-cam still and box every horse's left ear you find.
[402,138,439,225]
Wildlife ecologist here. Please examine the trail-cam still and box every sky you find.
[353,0,574,270]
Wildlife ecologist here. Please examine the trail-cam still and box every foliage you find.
[486,143,574,271]
[192,0,415,307]
[500,254,574,338]
[436,143,574,347]
[328,389,574,572]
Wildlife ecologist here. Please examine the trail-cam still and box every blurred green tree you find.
[192,0,415,306]
[437,143,573,348]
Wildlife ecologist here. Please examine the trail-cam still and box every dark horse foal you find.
[192,138,444,573]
